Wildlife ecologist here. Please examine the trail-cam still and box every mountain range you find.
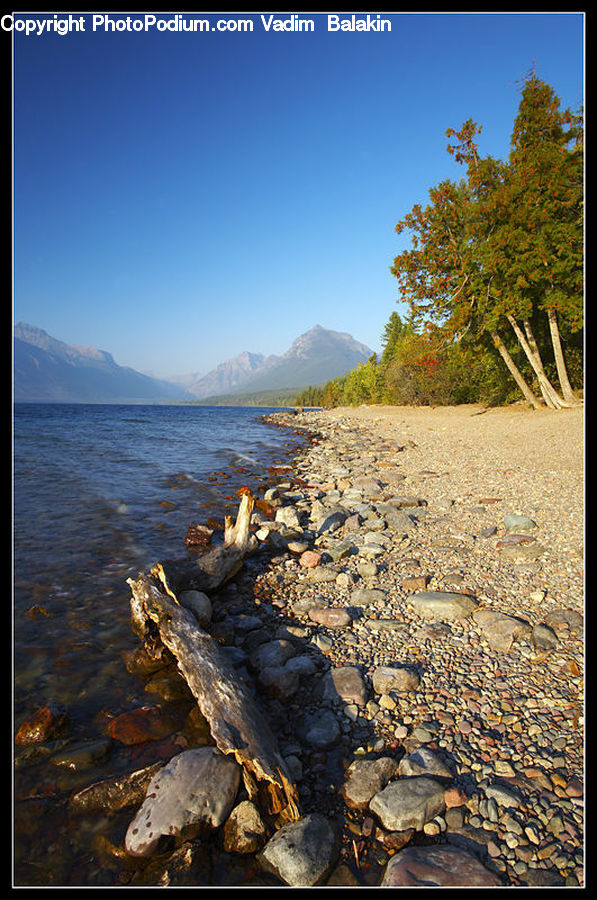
[13,322,373,404]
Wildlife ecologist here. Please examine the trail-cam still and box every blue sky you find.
[12,12,584,378]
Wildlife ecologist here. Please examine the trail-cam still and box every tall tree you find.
[391,75,583,409]
[488,74,583,406]
[392,126,543,408]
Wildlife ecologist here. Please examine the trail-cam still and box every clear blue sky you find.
[12,12,584,378]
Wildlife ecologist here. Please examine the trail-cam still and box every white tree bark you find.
[506,314,568,408]
[547,307,582,405]
[490,330,542,409]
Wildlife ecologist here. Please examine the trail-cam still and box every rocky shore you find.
[15,402,584,886]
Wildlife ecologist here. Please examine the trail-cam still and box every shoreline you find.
[16,402,583,886]
[252,403,583,885]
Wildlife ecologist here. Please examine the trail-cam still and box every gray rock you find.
[251,639,296,672]
[125,747,241,857]
[275,506,302,530]
[178,590,212,628]
[300,709,340,749]
[398,747,454,779]
[484,782,522,808]
[284,654,318,677]
[258,813,340,886]
[257,665,300,701]
[350,588,386,607]
[363,618,408,633]
[372,665,420,694]
[375,504,416,532]
[370,776,446,832]
[407,591,478,621]
[472,608,531,652]
[322,665,368,706]
[341,756,401,809]
[532,623,559,649]
[316,508,348,535]
[503,513,537,532]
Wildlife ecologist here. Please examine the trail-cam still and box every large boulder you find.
[382,844,502,886]
[258,813,340,886]
[369,776,445,832]
[125,747,241,857]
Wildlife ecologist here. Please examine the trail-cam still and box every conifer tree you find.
[390,74,583,409]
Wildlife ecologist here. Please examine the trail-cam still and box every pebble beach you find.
[248,402,584,886]
[15,401,584,887]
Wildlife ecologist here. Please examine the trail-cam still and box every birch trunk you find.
[506,314,567,408]
[547,308,582,405]
[490,330,542,409]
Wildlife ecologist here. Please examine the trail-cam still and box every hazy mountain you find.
[227,325,373,394]
[14,322,373,404]
[185,351,270,400]
[13,323,192,403]
[186,325,373,400]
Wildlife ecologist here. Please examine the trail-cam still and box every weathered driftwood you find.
[151,490,256,598]
[126,492,300,827]
[127,573,300,826]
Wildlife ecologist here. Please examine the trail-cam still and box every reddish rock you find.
[382,845,502,886]
[15,702,70,745]
[299,550,322,569]
[105,706,179,746]
[565,777,583,798]
[401,575,430,592]
[444,786,467,809]
[255,499,276,520]
[308,607,352,629]
[382,828,415,852]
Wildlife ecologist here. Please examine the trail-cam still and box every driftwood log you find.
[151,490,256,598]
[126,491,301,827]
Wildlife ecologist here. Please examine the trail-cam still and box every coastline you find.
[252,402,583,885]
[15,401,583,886]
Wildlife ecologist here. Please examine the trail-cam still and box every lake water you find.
[13,403,307,886]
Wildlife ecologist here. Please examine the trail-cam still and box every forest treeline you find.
[296,73,583,410]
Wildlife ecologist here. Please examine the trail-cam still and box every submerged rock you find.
[15,702,70,746]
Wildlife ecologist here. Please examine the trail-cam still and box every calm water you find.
[13,403,306,886]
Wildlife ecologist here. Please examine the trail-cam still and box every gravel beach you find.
[248,402,584,886]
[21,401,581,887]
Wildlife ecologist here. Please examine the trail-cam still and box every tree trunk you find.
[490,329,542,409]
[506,314,568,408]
[522,317,565,409]
[547,307,582,405]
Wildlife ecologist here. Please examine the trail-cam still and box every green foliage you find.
[297,73,583,411]
[295,313,518,408]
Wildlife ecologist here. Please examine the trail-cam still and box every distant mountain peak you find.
[14,322,191,403]
[185,324,373,400]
